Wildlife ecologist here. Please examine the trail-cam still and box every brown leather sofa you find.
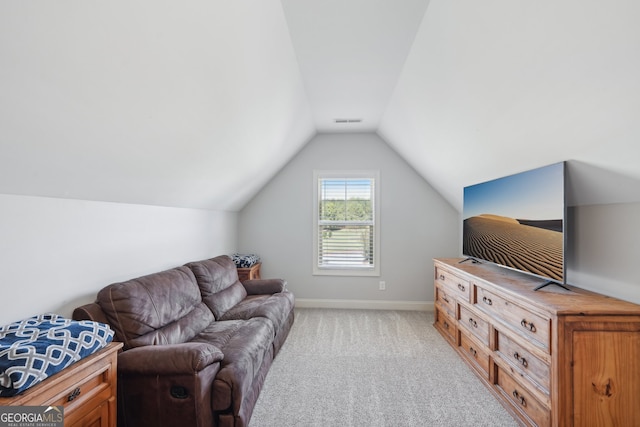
[73,255,294,427]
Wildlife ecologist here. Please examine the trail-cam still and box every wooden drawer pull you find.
[468,318,477,328]
[439,274,445,280]
[513,352,528,368]
[67,387,81,402]
[458,283,466,292]
[469,346,477,357]
[512,390,527,407]
[442,295,450,304]
[482,296,492,305]
[443,321,450,329]
[520,319,536,332]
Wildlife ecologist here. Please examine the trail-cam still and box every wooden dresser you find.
[433,258,640,427]
[0,342,122,427]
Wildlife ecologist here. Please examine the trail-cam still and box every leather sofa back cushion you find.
[186,256,248,319]
[97,266,214,350]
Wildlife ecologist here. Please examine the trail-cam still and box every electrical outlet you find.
[379,281,386,291]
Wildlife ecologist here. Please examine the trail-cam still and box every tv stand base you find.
[534,280,571,291]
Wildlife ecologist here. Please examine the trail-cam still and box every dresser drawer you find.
[476,285,551,353]
[0,342,121,427]
[68,399,110,427]
[459,331,490,378]
[458,304,490,346]
[48,362,112,417]
[435,265,471,303]
[434,308,457,345]
[495,365,550,427]
[435,283,456,316]
[434,258,640,427]
[495,329,550,394]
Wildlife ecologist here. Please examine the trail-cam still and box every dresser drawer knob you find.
[468,318,477,328]
[513,352,529,368]
[442,295,450,304]
[520,319,536,332]
[512,389,527,407]
[469,346,477,357]
[439,274,445,281]
[443,320,449,329]
[482,296,492,305]
[67,387,81,402]
[458,283,466,292]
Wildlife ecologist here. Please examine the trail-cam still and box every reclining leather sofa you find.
[73,255,294,427]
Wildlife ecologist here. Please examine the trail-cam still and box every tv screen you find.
[462,162,566,285]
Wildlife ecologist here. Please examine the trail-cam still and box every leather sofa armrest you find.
[119,342,224,375]
[117,342,222,427]
[72,302,110,324]
[242,278,287,295]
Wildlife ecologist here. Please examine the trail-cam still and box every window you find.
[313,170,380,276]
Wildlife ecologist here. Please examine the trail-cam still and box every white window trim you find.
[312,170,380,277]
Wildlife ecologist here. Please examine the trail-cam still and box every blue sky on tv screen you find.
[463,162,564,220]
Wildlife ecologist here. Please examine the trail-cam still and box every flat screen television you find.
[462,162,567,290]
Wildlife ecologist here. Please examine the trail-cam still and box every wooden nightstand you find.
[237,262,261,281]
[0,341,123,427]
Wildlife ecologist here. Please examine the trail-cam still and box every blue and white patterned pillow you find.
[0,313,114,397]
[231,253,261,268]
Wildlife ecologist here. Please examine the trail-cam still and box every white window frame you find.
[312,170,380,276]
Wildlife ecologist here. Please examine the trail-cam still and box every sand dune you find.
[463,215,564,281]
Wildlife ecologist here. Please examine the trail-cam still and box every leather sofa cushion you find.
[186,256,248,319]
[242,278,287,295]
[220,291,295,333]
[192,317,275,412]
[96,266,214,350]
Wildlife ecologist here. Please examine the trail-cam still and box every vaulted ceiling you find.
[1,1,639,212]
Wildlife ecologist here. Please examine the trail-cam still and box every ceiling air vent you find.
[334,118,363,123]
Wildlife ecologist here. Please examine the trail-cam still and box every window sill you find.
[313,267,380,277]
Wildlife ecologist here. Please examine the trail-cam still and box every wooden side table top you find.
[237,262,261,281]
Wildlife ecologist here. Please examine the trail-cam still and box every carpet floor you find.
[250,308,518,426]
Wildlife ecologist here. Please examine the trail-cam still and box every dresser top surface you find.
[435,258,640,316]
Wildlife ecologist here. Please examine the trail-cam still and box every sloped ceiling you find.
[281,0,430,132]
[1,1,639,212]
[378,0,640,211]
[0,1,315,211]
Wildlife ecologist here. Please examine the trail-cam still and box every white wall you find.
[380,0,640,212]
[0,194,237,325]
[238,133,458,309]
[0,1,315,212]
[378,0,640,306]
[567,202,640,304]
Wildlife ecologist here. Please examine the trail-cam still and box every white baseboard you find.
[295,298,434,311]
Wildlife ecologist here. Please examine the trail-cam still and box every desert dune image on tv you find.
[463,163,565,282]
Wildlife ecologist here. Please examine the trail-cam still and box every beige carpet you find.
[250,308,518,426]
